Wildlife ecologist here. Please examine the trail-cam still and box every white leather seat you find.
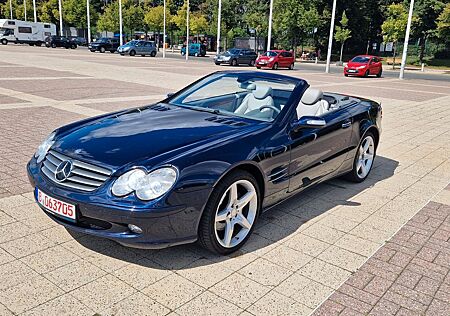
[296,88,329,118]
[235,85,275,118]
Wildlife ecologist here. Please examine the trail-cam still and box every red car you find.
[344,55,383,77]
[256,50,295,70]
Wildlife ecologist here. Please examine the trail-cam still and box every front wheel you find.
[129,50,136,56]
[150,51,156,57]
[344,132,376,183]
[376,69,382,78]
[289,63,294,70]
[99,47,106,53]
[249,60,255,66]
[198,170,260,255]
[231,59,238,66]
[272,62,279,70]
[364,70,369,77]
[1,39,7,45]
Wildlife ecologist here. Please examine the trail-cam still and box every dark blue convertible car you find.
[28,71,382,255]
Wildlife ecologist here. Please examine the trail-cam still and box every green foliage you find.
[145,6,165,31]
[64,0,98,28]
[437,3,450,42]
[334,11,351,44]
[381,3,409,44]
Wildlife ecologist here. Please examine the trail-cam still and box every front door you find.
[288,108,353,192]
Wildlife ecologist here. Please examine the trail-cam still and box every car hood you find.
[347,62,368,68]
[52,105,262,172]
[257,56,274,61]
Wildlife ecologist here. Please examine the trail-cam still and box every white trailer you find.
[0,19,57,46]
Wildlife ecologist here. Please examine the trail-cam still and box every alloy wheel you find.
[356,136,375,179]
[214,180,257,248]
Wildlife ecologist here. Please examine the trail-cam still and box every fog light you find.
[128,224,143,234]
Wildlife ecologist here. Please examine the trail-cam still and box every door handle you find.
[342,121,352,129]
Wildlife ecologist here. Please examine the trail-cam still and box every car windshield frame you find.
[351,56,370,63]
[167,72,302,123]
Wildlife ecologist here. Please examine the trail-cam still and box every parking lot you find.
[0,45,449,315]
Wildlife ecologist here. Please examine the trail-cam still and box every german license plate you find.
[36,188,76,221]
[348,69,357,73]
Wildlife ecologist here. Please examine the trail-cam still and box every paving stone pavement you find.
[0,45,449,315]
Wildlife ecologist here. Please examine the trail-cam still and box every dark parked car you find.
[89,38,120,53]
[45,36,77,49]
[214,48,258,66]
[28,71,381,255]
[69,36,87,46]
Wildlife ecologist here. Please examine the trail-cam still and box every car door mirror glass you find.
[293,116,326,130]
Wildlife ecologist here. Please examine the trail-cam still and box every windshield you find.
[96,38,109,43]
[351,56,370,63]
[263,51,278,57]
[123,40,138,46]
[168,73,298,122]
[224,49,240,55]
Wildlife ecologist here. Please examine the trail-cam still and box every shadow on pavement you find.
[72,155,399,270]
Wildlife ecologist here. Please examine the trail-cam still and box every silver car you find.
[118,40,157,57]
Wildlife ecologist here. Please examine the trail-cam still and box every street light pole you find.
[163,0,166,58]
[216,0,221,55]
[58,0,63,36]
[399,0,414,79]
[119,0,123,45]
[267,0,273,51]
[24,0,27,21]
[9,0,13,19]
[186,0,189,61]
[86,0,91,44]
[325,0,337,73]
[33,0,37,22]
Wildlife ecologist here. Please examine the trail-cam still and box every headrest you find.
[301,88,323,105]
[253,86,273,99]
[239,82,256,91]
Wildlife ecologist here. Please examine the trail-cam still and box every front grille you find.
[41,150,112,192]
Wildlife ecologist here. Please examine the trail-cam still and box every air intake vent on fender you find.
[205,116,248,127]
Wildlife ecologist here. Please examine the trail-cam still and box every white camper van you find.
[0,19,57,46]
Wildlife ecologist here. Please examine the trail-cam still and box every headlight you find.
[269,57,274,62]
[123,46,130,51]
[357,65,367,69]
[111,167,178,201]
[223,56,231,61]
[34,132,56,163]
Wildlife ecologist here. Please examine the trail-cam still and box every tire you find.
[249,60,255,66]
[129,50,136,56]
[71,44,76,49]
[344,132,376,183]
[65,46,69,49]
[51,43,56,48]
[376,69,382,78]
[99,46,106,53]
[289,63,294,70]
[194,52,199,57]
[36,41,42,47]
[256,66,261,69]
[150,51,156,57]
[198,170,261,255]
[215,62,221,65]
[110,50,115,53]
[1,39,7,45]
[272,62,279,70]
[344,74,349,77]
[231,59,238,66]
[364,70,369,77]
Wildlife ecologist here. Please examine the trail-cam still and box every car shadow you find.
[71,155,398,270]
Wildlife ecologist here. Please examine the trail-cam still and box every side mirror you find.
[292,116,326,130]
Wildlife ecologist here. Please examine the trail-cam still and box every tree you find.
[381,3,408,69]
[334,11,351,63]
[64,0,98,29]
[412,0,445,63]
[97,1,119,33]
[436,3,450,43]
[190,13,208,41]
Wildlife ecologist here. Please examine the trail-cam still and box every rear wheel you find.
[198,170,260,255]
[51,43,56,48]
[150,51,156,57]
[249,59,255,66]
[231,59,238,66]
[129,50,136,56]
[36,41,42,47]
[344,132,376,183]
[1,39,7,45]
[289,63,294,70]
[194,52,199,57]
[272,62,279,70]
[99,46,106,53]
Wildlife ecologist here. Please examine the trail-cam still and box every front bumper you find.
[27,159,211,249]
[344,68,366,76]
[214,59,232,64]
